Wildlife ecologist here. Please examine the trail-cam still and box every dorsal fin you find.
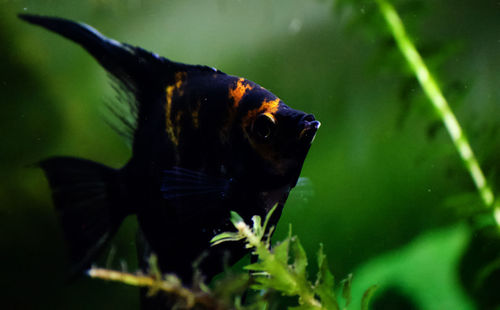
[18,14,224,143]
[18,14,166,89]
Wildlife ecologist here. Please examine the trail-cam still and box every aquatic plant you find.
[90,205,377,309]
[375,0,500,227]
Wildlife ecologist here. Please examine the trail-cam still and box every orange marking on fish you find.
[174,111,184,140]
[229,78,253,108]
[192,100,201,129]
[242,97,280,130]
[175,72,186,95]
[220,79,254,142]
[263,97,280,114]
[165,72,187,146]
[262,112,276,122]
[165,85,177,145]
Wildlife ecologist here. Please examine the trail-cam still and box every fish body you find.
[20,15,320,284]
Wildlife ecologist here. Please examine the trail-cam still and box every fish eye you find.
[253,113,276,141]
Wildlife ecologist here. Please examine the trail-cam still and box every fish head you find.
[233,85,320,190]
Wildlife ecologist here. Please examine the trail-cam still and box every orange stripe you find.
[165,72,187,146]
[220,78,254,142]
[228,78,253,108]
[242,97,280,130]
[165,85,177,145]
[192,102,200,129]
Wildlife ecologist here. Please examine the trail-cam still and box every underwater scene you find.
[1,0,500,309]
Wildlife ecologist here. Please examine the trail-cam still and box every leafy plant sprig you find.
[211,205,378,310]
[88,206,376,309]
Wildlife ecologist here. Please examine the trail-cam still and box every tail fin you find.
[39,157,126,275]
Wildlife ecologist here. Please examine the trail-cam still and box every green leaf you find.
[244,262,268,272]
[230,211,244,226]
[252,215,263,238]
[273,238,290,265]
[250,276,271,290]
[341,273,353,308]
[348,224,473,310]
[267,275,298,294]
[361,285,378,310]
[246,259,298,294]
[210,232,241,246]
[290,236,308,276]
[314,244,339,310]
[315,244,334,290]
[262,203,279,233]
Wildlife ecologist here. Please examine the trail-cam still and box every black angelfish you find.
[20,15,320,286]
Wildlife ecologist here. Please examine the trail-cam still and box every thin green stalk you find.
[375,0,500,226]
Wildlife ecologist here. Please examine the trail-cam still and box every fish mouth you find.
[299,115,321,144]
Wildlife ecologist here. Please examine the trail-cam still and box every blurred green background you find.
[1,0,500,309]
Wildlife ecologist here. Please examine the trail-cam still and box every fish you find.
[19,14,320,293]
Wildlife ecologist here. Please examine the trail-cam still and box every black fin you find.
[161,167,233,222]
[104,81,138,147]
[39,157,126,275]
[18,14,224,142]
[18,14,163,88]
[161,167,231,200]
[18,14,157,140]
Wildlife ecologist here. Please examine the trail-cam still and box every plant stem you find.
[375,0,500,226]
[88,268,227,309]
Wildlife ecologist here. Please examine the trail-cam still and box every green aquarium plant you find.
[342,1,500,308]
[375,0,500,226]
[89,205,377,309]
